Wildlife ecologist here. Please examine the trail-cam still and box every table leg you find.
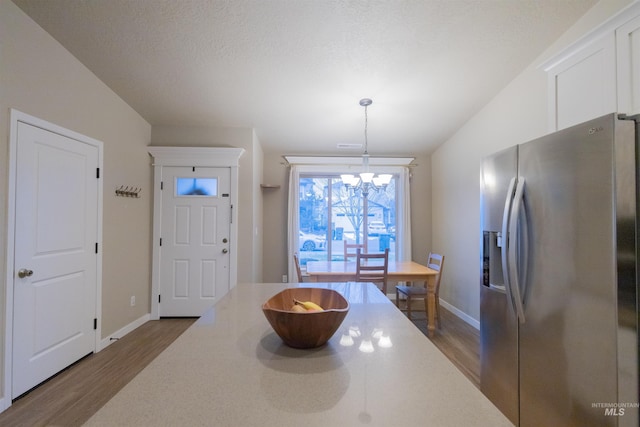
[425,276,436,337]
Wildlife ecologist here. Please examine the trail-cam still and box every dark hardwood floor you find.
[409,307,480,388]
[0,307,479,426]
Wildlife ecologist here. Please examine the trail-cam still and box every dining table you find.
[306,260,440,336]
[84,282,511,427]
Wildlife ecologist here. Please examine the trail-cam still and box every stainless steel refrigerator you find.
[480,113,639,427]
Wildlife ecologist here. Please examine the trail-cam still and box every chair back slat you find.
[427,253,443,272]
[427,252,445,296]
[355,248,389,294]
[344,242,364,261]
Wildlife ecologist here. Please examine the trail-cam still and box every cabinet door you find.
[546,33,616,132]
[617,15,640,116]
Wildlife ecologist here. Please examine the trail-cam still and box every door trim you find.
[148,147,244,320]
[3,109,103,410]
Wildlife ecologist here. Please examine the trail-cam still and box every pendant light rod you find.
[360,98,372,156]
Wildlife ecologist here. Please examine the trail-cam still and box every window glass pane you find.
[332,178,364,258]
[298,177,329,266]
[298,173,397,267]
[364,178,396,257]
[176,178,218,196]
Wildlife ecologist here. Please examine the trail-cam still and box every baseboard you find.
[439,299,479,330]
[387,291,480,330]
[98,313,151,351]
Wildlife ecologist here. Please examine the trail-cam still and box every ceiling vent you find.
[337,143,362,150]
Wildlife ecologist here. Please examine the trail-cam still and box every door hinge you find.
[96,168,100,179]
[93,318,97,330]
[159,238,162,246]
[161,181,163,190]
[95,242,98,254]
[158,294,161,303]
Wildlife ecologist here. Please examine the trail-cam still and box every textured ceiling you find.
[13,0,597,155]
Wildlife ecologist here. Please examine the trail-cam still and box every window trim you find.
[284,155,414,166]
[287,163,412,282]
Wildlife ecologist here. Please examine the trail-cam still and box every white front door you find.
[159,167,231,316]
[12,122,99,398]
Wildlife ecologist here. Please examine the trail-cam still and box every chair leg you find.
[435,298,441,329]
[395,289,399,307]
[407,295,412,320]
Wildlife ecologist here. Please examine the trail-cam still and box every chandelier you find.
[341,98,393,197]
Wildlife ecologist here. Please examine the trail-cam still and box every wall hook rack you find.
[115,185,142,198]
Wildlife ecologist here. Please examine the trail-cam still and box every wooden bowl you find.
[262,287,350,349]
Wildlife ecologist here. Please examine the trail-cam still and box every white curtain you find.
[287,165,301,283]
[396,166,412,261]
[287,163,413,280]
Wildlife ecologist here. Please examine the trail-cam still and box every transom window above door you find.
[176,177,218,196]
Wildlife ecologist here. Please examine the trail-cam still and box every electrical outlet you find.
[130,295,136,306]
[282,275,288,283]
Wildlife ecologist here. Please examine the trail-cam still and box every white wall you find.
[409,153,433,266]
[431,0,634,322]
[0,0,152,404]
[261,153,290,283]
[252,131,265,282]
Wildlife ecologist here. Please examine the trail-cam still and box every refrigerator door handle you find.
[501,177,517,316]
[508,176,526,323]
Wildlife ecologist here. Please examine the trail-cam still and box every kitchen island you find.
[85,282,511,426]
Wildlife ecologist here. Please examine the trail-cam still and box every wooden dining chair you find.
[395,253,445,327]
[293,253,304,282]
[344,242,364,261]
[355,248,389,294]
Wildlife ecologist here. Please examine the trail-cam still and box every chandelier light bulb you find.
[360,172,374,183]
[378,174,392,185]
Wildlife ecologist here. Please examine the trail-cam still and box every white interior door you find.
[12,122,99,398]
[159,167,231,316]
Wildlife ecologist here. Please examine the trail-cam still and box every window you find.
[286,158,413,279]
[176,177,218,196]
[298,175,396,266]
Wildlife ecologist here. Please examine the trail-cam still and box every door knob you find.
[222,238,228,243]
[18,269,33,278]
[222,248,228,254]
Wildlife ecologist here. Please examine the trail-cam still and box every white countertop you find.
[85,282,512,426]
